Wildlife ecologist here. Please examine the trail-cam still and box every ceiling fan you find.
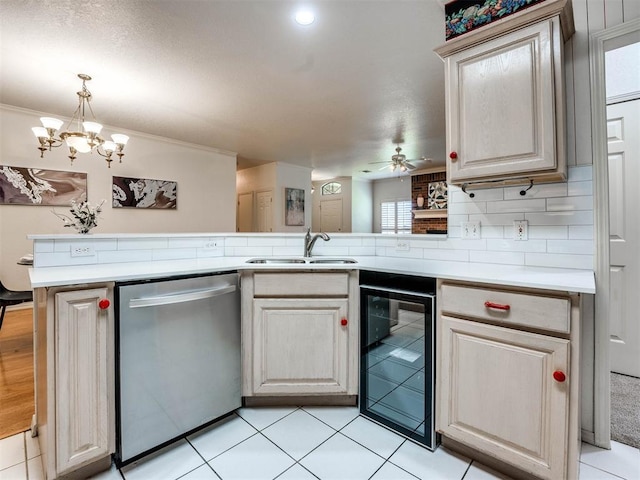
[370,146,429,173]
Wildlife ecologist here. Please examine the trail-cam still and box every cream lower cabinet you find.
[35,284,114,479]
[242,271,358,399]
[437,281,580,480]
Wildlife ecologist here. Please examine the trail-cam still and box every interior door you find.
[237,192,254,232]
[608,99,640,377]
[320,198,343,232]
[256,190,273,233]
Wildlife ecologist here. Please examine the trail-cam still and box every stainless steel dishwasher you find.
[115,272,241,466]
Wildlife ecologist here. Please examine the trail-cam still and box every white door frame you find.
[589,18,640,449]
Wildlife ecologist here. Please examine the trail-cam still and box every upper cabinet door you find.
[445,18,565,184]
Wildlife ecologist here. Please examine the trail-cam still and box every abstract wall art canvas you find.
[0,165,87,206]
[285,187,305,226]
[112,176,177,209]
[428,181,448,210]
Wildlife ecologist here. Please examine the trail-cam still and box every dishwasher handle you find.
[129,284,236,309]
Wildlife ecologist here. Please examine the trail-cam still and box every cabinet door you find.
[438,316,569,480]
[252,298,350,395]
[446,19,560,183]
[55,288,112,474]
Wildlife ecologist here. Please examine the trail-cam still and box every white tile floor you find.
[1,407,639,480]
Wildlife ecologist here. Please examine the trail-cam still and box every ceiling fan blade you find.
[368,161,392,165]
[405,162,417,170]
[378,164,392,171]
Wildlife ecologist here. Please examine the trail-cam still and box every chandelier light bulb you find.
[102,141,116,152]
[32,126,48,139]
[83,121,103,134]
[40,117,64,131]
[111,134,129,146]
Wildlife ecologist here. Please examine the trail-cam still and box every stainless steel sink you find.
[245,258,307,264]
[245,257,357,264]
[307,258,358,264]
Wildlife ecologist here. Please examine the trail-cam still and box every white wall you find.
[351,179,373,233]
[275,163,312,233]
[371,177,411,233]
[0,105,237,290]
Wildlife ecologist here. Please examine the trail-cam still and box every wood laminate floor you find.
[0,306,34,440]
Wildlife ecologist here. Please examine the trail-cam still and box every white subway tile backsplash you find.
[447,214,470,227]
[348,246,376,256]
[478,226,505,238]
[568,181,593,197]
[486,198,546,214]
[525,252,594,269]
[98,250,153,264]
[423,249,469,262]
[197,248,224,258]
[118,238,168,250]
[362,237,376,247]
[381,248,425,259]
[247,237,287,247]
[525,210,593,226]
[310,246,350,257]
[503,182,568,200]
[152,249,197,261]
[568,165,593,182]
[469,250,525,265]
[547,239,594,255]
[569,226,594,240]
[224,237,248,247]
[34,240,54,253]
[469,212,528,225]
[546,195,593,211]
[486,239,547,253]
[451,188,503,203]
[227,246,274,257]
[448,201,487,215]
[528,226,568,239]
[408,239,440,250]
[439,238,487,251]
[272,246,303,257]
[168,238,210,249]
[35,252,96,267]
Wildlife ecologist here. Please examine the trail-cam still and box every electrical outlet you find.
[70,245,95,257]
[395,239,410,251]
[203,240,219,249]
[514,220,528,241]
[461,221,481,239]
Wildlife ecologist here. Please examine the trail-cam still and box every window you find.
[381,200,412,234]
[321,182,342,195]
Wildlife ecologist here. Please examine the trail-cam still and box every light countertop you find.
[29,256,595,293]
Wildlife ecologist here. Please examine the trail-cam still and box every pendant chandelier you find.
[31,73,129,168]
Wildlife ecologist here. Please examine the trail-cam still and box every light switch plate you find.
[462,221,481,239]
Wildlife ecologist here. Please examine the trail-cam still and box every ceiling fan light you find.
[295,10,315,25]
[102,140,116,152]
[40,117,64,131]
[83,121,103,134]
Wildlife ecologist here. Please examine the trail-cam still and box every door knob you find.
[340,318,348,326]
[553,370,566,383]
[449,151,458,160]
[98,298,110,310]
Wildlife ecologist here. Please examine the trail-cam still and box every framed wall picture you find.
[428,181,448,210]
[285,187,305,226]
[0,165,87,205]
[112,176,177,209]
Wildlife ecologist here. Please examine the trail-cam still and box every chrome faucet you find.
[304,227,330,257]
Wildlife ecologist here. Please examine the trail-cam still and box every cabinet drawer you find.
[440,284,570,333]
[254,272,349,297]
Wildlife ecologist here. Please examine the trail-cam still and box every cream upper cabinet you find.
[242,271,359,400]
[436,281,581,480]
[435,0,574,187]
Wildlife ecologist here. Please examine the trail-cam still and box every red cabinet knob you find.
[340,318,348,326]
[449,151,458,160]
[98,298,110,310]
[553,370,566,383]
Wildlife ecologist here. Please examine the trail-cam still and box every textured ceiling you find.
[0,1,447,180]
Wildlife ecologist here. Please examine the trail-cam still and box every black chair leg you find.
[0,305,6,331]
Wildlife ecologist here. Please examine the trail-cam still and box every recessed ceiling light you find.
[295,10,315,26]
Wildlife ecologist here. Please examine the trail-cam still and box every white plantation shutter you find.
[381,200,412,234]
